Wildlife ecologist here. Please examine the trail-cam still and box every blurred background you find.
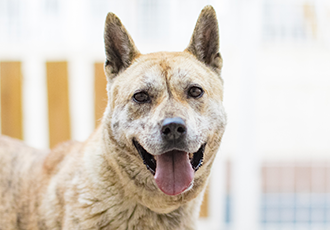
[1,0,330,229]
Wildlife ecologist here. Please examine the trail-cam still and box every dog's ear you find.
[104,13,140,78]
[185,6,222,72]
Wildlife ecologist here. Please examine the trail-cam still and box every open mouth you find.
[132,139,206,196]
[132,139,206,175]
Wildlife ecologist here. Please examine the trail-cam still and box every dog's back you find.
[0,136,82,229]
[0,136,45,228]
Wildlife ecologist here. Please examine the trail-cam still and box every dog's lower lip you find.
[132,139,206,175]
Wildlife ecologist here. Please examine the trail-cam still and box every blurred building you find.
[1,0,330,229]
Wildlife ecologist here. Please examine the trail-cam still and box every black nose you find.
[161,117,187,141]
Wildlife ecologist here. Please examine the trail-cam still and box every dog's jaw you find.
[101,121,220,214]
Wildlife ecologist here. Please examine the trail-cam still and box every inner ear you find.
[104,13,140,78]
[185,6,222,72]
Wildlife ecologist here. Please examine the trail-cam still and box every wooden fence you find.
[0,61,105,147]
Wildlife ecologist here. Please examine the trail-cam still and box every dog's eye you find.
[188,86,204,98]
[133,91,150,103]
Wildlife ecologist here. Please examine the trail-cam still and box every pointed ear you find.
[185,6,222,72]
[104,13,140,78]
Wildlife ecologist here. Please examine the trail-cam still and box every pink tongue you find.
[154,151,194,196]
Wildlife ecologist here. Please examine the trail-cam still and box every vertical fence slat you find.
[46,61,71,148]
[94,62,107,128]
[199,186,209,218]
[0,61,23,140]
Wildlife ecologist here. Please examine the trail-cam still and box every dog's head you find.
[102,6,226,212]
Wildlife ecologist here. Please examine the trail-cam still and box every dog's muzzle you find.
[132,117,206,196]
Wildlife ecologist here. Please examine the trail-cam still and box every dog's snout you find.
[161,117,186,141]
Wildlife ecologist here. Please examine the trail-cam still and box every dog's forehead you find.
[131,52,216,85]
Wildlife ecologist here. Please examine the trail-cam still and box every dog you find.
[0,5,226,230]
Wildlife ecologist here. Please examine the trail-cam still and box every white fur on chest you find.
[76,191,197,230]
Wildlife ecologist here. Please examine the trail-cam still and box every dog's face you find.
[103,6,226,213]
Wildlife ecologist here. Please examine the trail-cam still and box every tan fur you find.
[0,5,226,230]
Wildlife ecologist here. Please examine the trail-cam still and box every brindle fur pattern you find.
[0,5,226,230]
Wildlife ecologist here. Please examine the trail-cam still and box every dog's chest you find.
[78,199,188,230]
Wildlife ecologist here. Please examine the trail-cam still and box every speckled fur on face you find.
[108,52,225,157]
[0,5,226,230]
